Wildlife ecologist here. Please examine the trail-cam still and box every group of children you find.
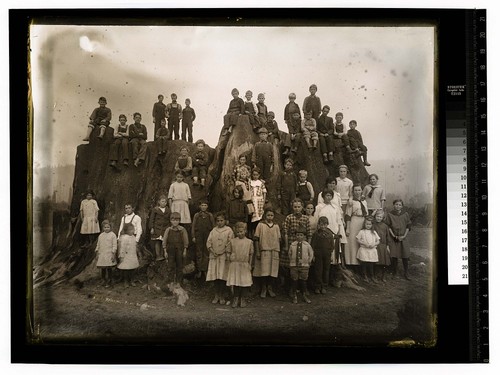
[84,95,197,169]
[79,86,412,307]
[82,157,412,306]
[220,85,371,167]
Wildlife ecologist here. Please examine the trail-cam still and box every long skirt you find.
[345,216,364,265]
[206,254,229,281]
[253,249,279,277]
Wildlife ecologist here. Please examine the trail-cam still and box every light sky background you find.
[4,1,499,374]
[31,25,434,169]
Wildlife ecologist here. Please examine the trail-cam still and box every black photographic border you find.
[11,7,480,364]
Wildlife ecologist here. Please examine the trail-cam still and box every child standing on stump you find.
[192,139,208,187]
[191,199,215,280]
[347,120,371,166]
[227,222,254,308]
[253,208,281,299]
[84,96,112,141]
[206,212,234,305]
[166,93,182,140]
[155,118,170,155]
[152,94,166,139]
[168,172,192,225]
[302,84,322,121]
[162,212,189,285]
[372,208,391,283]
[277,158,297,216]
[222,88,245,136]
[95,220,117,287]
[79,190,100,247]
[234,166,254,227]
[109,114,129,168]
[226,185,249,228]
[117,223,139,287]
[249,167,267,237]
[386,199,412,280]
[288,225,314,304]
[252,127,273,182]
[284,92,301,126]
[182,98,196,143]
[356,216,380,283]
[149,195,171,261]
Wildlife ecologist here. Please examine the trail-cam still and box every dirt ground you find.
[31,227,435,347]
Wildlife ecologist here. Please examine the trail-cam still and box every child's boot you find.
[193,177,199,186]
[123,159,129,166]
[200,178,205,187]
[300,281,311,303]
[305,138,312,149]
[323,153,329,163]
[83,126,93,142]
[239,288,247,308]
[98,125,106,139]
[312,139,318,150]
[363,152,371,166]
[328,152,334,161]
[260,283,267,298]
[267,279,276,297]
[403,258,411,280]
[291,279,298,303]
[212,293,219,304]
[109,160,117,168]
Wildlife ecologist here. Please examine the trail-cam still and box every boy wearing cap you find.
[84,96,112,141]
[192,139,208,187]
[222,88,245,136]
[252,127,274,182]
[302,84,322,121]
[288,225,314,304]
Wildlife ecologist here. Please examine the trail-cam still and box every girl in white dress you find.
[95,220,117,287]
[345,184,369,266]
[226,222,254,308]
[79,190,100,247]
[206,212,234,305]
[356,216,380,283]
[168,172,192,224]
[117,223,139,287]
[249,167,267,237]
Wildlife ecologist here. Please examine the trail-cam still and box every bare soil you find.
[32,228,435,347]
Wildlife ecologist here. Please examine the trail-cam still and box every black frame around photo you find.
[12,7,483,364]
